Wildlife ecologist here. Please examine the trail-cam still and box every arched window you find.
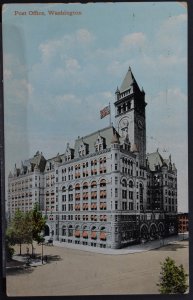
[68,225,73,237]
[150,224,157,238]
[68,185,73,191]
[91,226,97,239]
[62,186,66,192]
[129,180,133,188]
[75,183,80,190]
[100,179,106,187]
[122,179,127,187]
[75,225,80,237]
[83,182,88,189]
[100,226,106,241]
[82,225,88,238]
[91,181,97,188]
[62,225,66,236]
[140,225,148,240]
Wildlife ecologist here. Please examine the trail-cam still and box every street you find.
[6,240,189,296]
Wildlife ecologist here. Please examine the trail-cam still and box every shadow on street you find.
[153,242,188,252]
[32,252,62,264]
[6,263,34,276]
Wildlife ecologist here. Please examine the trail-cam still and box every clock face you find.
[119,117,129,129]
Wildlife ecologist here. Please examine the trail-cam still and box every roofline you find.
[75,125,118,141]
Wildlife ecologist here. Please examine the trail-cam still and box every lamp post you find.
[41,241,44,264]
[40,232,45,265]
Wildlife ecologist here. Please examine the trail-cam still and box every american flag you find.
[100,105,110,119]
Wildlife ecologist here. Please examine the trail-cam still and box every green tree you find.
[157,257,188,294]
[5,234,15,261]
[29,203,46,256]
[6,209,32,255]
[6,204,46,257]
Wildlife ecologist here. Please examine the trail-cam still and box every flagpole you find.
[109,102,111,126]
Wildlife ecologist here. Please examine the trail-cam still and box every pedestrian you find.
[44,255,48,263]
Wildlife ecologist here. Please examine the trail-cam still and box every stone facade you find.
[7,67,178,249]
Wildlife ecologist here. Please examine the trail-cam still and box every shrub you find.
[157,257,188,294]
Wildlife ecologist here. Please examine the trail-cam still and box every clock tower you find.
[114,67,147,166]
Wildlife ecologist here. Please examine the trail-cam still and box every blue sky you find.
[2,2,187,211]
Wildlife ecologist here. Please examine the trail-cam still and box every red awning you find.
[75,231,80,237]
[82,231,88,238]
[91,232,97,239]
[100,232,106,240]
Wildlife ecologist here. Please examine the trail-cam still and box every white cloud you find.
[65,58,80,72]
[39,28,95,63]
[158,54,186,67]
[120,32,146,49]
[156,13,187,56]
[55,94,81,105]
[160,13,187,32]
[4,78,33,105]
[100,91,113,99]
[76,29,95,44]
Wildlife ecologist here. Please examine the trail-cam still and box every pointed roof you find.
[8,171,13,178]
[147,151,176,172]
[146,151,164,171]
[24,151,46,172]
[111,132,120,144]
[119,67,140,93]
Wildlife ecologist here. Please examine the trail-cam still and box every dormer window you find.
[95,134,106,152]
[78,141,88,157]
[64,143,74,161]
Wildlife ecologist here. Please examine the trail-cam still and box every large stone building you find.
[7,68,178,249]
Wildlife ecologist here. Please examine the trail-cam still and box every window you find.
[100,179,106,187]
[83,182,88,189]
[68,194,73,201]
[62,226,66,236]
[115,201,118,210]
[68,185,73,191]
[129,191,133,200]
[122,190,127,199]
[122,202,127,210]
[68,204,73,211]
[68,226,73,237]
[129,180,133,188]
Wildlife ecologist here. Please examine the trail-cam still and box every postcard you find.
[2,2,188,296]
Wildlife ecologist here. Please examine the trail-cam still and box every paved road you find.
[6,240,189,296]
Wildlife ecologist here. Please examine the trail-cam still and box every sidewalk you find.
[8,254,45,268]
[53,233,188,255]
